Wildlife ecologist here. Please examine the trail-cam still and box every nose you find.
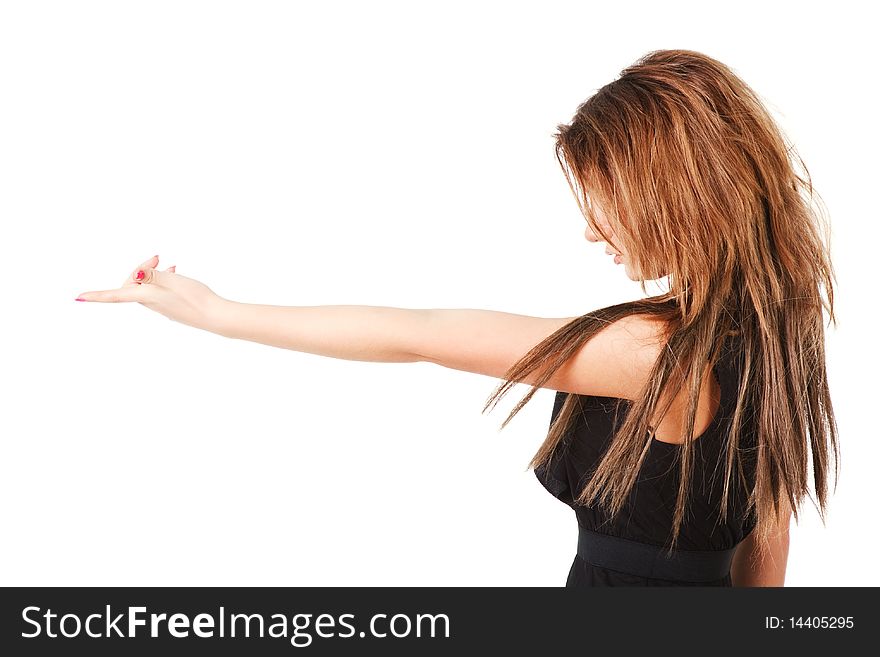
[584,223,619,253]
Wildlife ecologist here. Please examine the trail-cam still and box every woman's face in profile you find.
[583,204,639,281]
[582,203,668,282]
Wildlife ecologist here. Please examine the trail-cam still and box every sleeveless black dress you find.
[534,331,758,586]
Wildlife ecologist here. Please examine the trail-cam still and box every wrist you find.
[204,296,239,337]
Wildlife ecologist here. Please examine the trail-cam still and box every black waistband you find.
[576,524,739,583]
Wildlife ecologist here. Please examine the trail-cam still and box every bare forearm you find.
[210,300,430,363]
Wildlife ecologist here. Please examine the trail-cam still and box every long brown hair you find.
[483,49,839,561]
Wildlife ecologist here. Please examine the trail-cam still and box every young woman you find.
[75,49,839,587]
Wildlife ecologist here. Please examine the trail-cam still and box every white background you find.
[1,0,875,586]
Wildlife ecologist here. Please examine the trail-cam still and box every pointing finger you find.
[75,285,150,303]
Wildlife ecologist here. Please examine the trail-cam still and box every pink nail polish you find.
[135,270,145,280]
[75,297,87,302]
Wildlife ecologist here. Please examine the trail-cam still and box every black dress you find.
[535,331,758,586]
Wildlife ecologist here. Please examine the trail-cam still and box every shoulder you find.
[548,313,670,400]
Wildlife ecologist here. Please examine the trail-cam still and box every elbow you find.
[731,531,790,587]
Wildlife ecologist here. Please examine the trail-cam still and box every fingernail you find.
[75,297,87,302]
[135,270,145,280]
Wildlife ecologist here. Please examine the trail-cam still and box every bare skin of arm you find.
[730,507,792,586]
[75,256,668,400]
[210,301,666,399]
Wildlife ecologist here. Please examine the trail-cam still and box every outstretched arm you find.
[213,302,438,363]
[77,255,668,398]
[212,303,576,367]
[210,301,666,399]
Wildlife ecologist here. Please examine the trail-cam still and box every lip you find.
[613,254,623,264]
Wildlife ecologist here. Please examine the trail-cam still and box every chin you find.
[624,262,662,282]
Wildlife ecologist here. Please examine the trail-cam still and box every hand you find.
[75,255,227,331]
